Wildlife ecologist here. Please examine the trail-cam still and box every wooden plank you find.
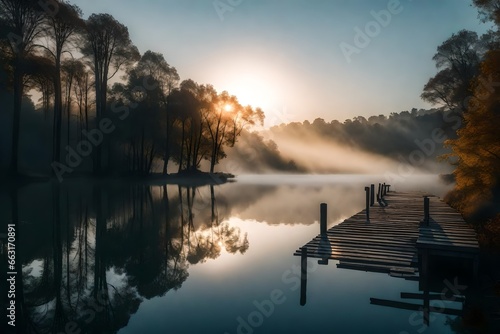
[336,262,414,274]
[304,239,417,254]
[370,298,462,316]
[301,242,416,257]
[296,247,413,263]
[416,239,479,252]
[400,292,465,303]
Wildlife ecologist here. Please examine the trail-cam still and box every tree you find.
[421,30,485,110]
[133,51,179,174]
[71,60,92,137]
[23,54,55,119]
[81,13,140,174]
[110,65,167,175]
[205,91,263,173]
[443,3,500,220]
[0,0,45,175]
[444,49,500,218]
[61,58,82,147]
[168,80,208,172]
[474,0,500,26]
[39,1,84,169]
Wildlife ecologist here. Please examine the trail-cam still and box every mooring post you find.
[300,247,307,306]
[320,203,327,235]
[424,196,430,226]
[420,248,430,326]
[370,184,375,206]
[365,187,370,221]
[377,183,381,202]
[383,183,387,196]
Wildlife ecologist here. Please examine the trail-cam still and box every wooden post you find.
[300,247,307,306]
[370,184,375,206]
[424,196,430,226]
[383,183,386,196]
[320,203,327,235]
[420,248,430,326]
[377,183,381,202]
[387,184,391,193]
[365,187,370,221]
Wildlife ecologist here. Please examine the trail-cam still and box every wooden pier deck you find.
[294,191,479,276]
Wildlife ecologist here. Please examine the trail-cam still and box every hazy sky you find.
[70,0,490,126]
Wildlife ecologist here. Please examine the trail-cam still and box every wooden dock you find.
[294,190,480,277]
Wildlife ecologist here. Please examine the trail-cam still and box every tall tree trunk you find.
[141,127,145,174]
[93,61,101,175]
[162,113,171,174]
[84,74,89,132]
[178,120,185,173]
[147,144,155,174]
[66,78,73,149]
[53,60,63,174]
[9,65,23,176]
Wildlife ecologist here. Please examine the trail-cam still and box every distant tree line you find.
[0,0,263,178]
[268,108,459,161]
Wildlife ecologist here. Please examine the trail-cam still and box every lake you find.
[2,174,469,334]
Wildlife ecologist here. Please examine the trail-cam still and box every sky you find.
[70,0,491,127]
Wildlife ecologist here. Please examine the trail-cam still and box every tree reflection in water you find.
[7,182,247,333]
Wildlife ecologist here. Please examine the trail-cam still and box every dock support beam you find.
[320,203,327,235]
[420,248,430,326]
[365,187,370,222]
[300,247,307,306]
[370,184,375,206]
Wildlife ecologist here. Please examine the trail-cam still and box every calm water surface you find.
[2,175,466,333]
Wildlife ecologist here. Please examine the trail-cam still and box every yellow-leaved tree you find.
[444,48,500,246]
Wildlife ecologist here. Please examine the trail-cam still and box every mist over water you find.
[219,110,457,176]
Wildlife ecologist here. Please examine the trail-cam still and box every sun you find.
[224,104,233,112]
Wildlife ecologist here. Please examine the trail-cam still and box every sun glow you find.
[225,73,274,110]
[205,53,293,127]
[224,104,233,112]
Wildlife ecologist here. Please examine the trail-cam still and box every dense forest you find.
[0,0,264,180]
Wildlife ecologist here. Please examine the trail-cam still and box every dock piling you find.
[365,187,370,221]
[370,184,375,206]
[423,196,430,226]
[300,247,307,306]
[320,203,327,235]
